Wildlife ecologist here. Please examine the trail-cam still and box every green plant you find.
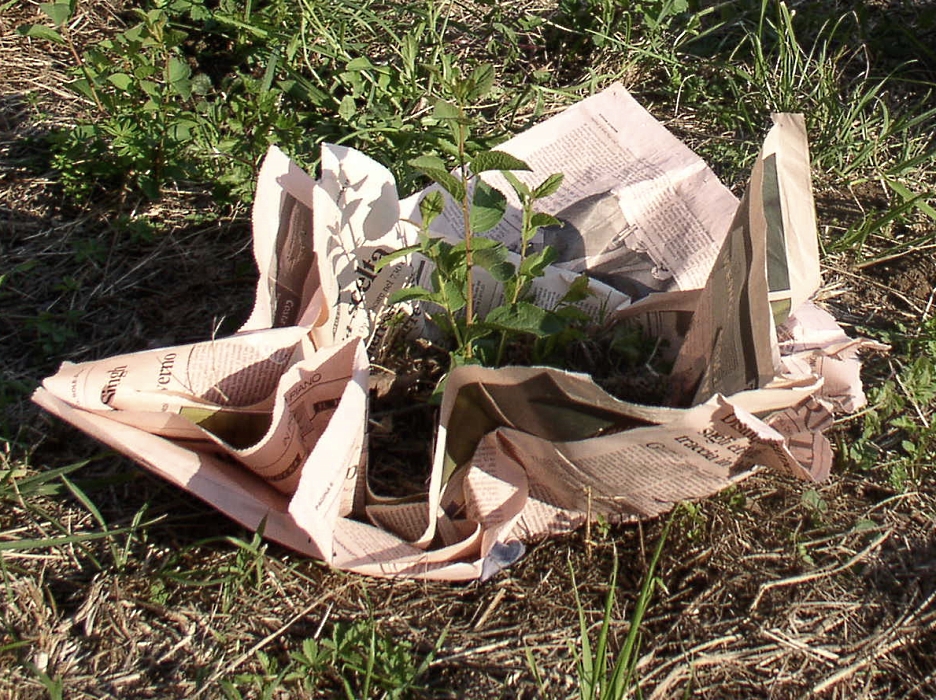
[529,512,674,699]
[0,456,151,572]
[18,0,305,202]
[720,1,936,203]
[21,0,201,198]
[800,488,829,525]
[157,526,271,613]
[221,648,291,700]
[221,618,448,699]
[847,353,936,490]
[377,62,589,370]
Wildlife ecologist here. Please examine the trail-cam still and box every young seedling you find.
[377,63,589,370]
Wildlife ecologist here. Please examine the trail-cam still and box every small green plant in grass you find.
[18,0,304,202]
[377,63,589,369]
[847,353,936,490]
[527,513,674,699]
[0,456,153,573]
[20,0,204,199]
[219,619,447,699]
[157,527,271,613]
[800,488,829,526]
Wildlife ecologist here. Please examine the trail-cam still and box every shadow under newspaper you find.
[34,85,884,581]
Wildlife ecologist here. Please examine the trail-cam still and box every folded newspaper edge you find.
[34,85,884,580]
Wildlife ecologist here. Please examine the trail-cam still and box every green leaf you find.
[484,303,564,337]
[168,58,192,99]
[502,171,531,199]
[409,156,466,200]
[374,243,420,272]
[40,1,72,27]
[532,173,564,199]
[107,73,134,91]
[470,150,531,174]
[190,73,212,96]
[435,243,466,279]
[439,278,467,312]
[409,154,448,172]
[486,260,516,282]
[886,179,936,221]
[139,80,160,98]
[470,181,507,233]
[467,236,503,251]
[530,212,562,229]
[433,172,466,204]
[520,247,558,278]
[472,242,513,281]
[338,94,356,122]
[68,78,95,101]
[345,56,375,72]
[415,171,465,204]
[17,24,65,44]
[419,190,445,228]
[560,273,593,305]
[167,120,195,142]
[433,99,465,123]
[466,64,495,101]
[168,56,191,84]
[431,136,461,159]
[389,286,434,304]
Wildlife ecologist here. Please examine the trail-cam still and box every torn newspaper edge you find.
[35,84,882,580]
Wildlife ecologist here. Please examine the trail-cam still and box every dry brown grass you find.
[3,1,936,698]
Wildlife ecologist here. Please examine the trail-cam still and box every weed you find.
[18,0,305,202]
[218,618,445,699]
[157,527,270,613]
[527,512,674,699]
[800,488,829,525]
[842,322,936,489]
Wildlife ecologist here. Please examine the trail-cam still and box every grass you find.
[3,0,936,697]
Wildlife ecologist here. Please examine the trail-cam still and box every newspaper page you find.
[668,114,822,407]
[400,83,740,296]
[241,146,326,332]
[33,89,875,581]
[778,301,889,413]
[40,329,366,494]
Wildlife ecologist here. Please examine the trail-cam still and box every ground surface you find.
[2,1,936,698]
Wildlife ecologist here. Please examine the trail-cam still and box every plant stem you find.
[457,119,474,358]
[64,28,106,114]
[495,194,532,366]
